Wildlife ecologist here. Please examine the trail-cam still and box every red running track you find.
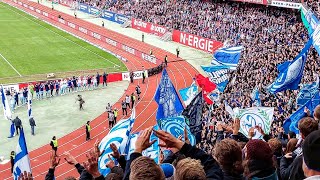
[0,0,199,179]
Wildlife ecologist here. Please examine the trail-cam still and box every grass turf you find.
[0,2,127,83]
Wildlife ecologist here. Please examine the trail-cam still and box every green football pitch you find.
[0,3,127,83]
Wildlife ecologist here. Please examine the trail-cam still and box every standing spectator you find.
[29,116,36,136]
[176,47,180,58]
[131,93,136,108]
[122,100,127,116]
[10,151,15,173]
[302,130,320,179]
[14,90,19,107]
[125,95,130,109]
[88,76,92,90]
[13,116,22,136]
[103,72,108,87]
[35,83,39,100]
[96,72,100,87]
[136,85,141,100]
[150,49,153,55]
[55,80,60,96]
[109,111,115,128]
[142,33,144,42]
[22,88,28,104]
[130,71,134,83]
[76,95,85,110]
[50,136,58,156]
[28,83,34,99]
[102,21,104,27]
[113,108,118,124]
[86,121,91,141]
[142,68,146,84]
[45,82,50,98]
[164,55,168,67]
[106,103,112,113]
[39,83,44,99]
[50,81,54,97]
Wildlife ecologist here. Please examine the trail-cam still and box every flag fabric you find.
[283,91,320,134]
[157,116,196,146]
[211,46,243,70]
[182,91,204,142]
[233,107,274,139]
[27,88,32,118]
[201,65,231,92]
[224,101,234,117]
[179,82,198,106]
[8,121,16,138]
[126,124,160,163]
[98,109,135,176]
[269,39,312,94]
[301,9,313,35]
[154,69,184,120]
[1,85,12,120]
[297,75,319,107]
[311,24,320,57]
[251,87,262,106]
[12,128,32,180]
[195,74,217,93]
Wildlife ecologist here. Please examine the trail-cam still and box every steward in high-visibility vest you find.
[86,121,91,141]
[50,136,58,155]
[113,109,118,123]
[10,151,15,173]
[131,93,136,109]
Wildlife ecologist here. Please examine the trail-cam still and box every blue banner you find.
[157,116,196,146]
[78,3,89,14]
[101,11,128,24]
[211,46,243,70]
[179,82,198,106]
[297,76,319,107]
[154,69,184,120]
[201,65,231,92]
[311,24,320,57]
[13,128,31,180]
[269,39,312,94]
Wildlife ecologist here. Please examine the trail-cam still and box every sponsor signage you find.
[89,6,100,15]
[131,18,167,37]
[172,30,223,53]
[270,0,301,9]
[231,0,267,5]
[36,9,41,14]
[79,3,89,13]
[101,10,128,24]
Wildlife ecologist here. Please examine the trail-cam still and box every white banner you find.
[122,70,148,81]
[234,107,274,139]
[2,84,19,93]
[270,1,301,9]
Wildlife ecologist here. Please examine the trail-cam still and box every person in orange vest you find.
[86,121,91,141]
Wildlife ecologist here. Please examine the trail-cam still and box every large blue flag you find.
[154,69,184,120]
[201,65,231,92]
[13,128,32,180]
[211,46,243,70]
[297,75,319,107]
[269,39,313,94]
[8,121,16,138]
[158,116,196,146]
[179,81,198,106]
[98,108,135,176]
[1,85,12,120]
[311,24,320,57]
[283,91,320,134]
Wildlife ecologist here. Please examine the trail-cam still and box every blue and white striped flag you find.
[8,121,16,138]
[12,128,32,180]
[179,81,198,106]
[251,87,262,107]
[98,108,135,176]
[27,88,32,118]
[211,46,243,70]
[1,85,12,120]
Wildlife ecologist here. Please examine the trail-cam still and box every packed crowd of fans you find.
[305,0,320,18]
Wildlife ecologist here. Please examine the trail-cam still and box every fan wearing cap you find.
[302,130,320,180]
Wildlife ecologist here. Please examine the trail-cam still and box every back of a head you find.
[313,105,320,121]
[174,157,206,180]
[130,156,165,180]
[268,138,282,156]
[302,130,320,177]
[298,117,319,138]
[214,138,243,176]
[64,177,76,180]
[105,173,122,180]
[285,138,298,154]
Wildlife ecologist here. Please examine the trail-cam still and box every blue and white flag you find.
[224,101,234,117]
[269,39,313,94]
[13,128,32,180]
[179,82,198,106]
[154,69,184,120]
[158,116,196,146]
[201,65,231,92]
[127,125,160,163]
[98,108,135,176]
[8,121,16,138]
[1,85,12,120]
[233,107,274,139]
[297,75,319,107]
[283,91,320,134]
[311,24,320,57]
[27,88,32,118]
[211,46,243,70]
[251,87,262,106]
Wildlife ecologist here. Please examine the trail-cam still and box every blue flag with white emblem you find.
[297,75,319,107]
[157,116,196,146]
[98,108,135,176]
[13,128,32,180]
[211,46,243,70]
[201,65,231,92]
[269,39,313,94]
[179,82,198,106]
[154,69,184,120]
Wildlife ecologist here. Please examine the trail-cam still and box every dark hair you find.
[298,117,319,138]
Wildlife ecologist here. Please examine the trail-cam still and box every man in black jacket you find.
[29,116,36,135]
[13,116,22,135]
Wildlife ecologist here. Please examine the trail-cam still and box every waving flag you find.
[224,101,234,117]
[195,74,216,93]
[127,125,160,163]
[8,121,16,138]
[251,87,262,106]
[311,24,320,57]
[27,89,32,118]
[269,39,312,94]
[179,82,198,106]
[233,107,274,139]
[154,69,184,120]
[98,108,135,176]
[158,116,196,146]
[182,91,203,142]
[211,46,243,70]
[1,85,12,120]
[13,128,31,180]
[297,75,319,107]
[201,65,231,92]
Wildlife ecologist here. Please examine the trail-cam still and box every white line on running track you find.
[0,4,121,68]
[0,52,22,76]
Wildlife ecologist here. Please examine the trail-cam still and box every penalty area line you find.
[0,52,22,77]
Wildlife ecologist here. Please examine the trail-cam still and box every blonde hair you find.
[174,157,206,180]
[130,156,165,180]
